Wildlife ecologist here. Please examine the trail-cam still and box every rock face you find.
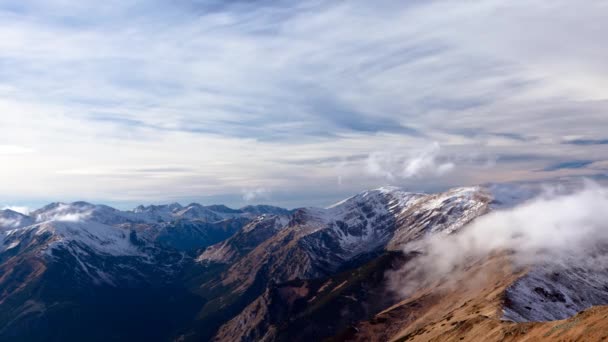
[214,252,413,342]
[198,215,291,264]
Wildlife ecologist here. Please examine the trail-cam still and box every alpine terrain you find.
[1,185,608,341]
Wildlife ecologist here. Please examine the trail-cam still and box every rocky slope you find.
[220,187,490,291]
[200,187,492,341]
[198,214,291,264]
[214,251,414,342]
[332,253,608,342]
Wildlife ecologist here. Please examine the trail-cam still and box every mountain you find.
[197,186,491,341]
[239,205,291,216]
[2,185,608,341]
[226,186,487,287]
[0,209,34,230]
[213,251,414,342]
[198,214,291,264]
[0,200,287,341]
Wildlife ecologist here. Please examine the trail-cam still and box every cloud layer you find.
[391,181,608,296]
[0,0,607,207]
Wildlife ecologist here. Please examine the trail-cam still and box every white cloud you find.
[48,212,90,222]
[2,206,31,215]
[0,218,20,229]
[391,181,608,295]
[366,142,455,181]
[34,203,91,223]
[0,1,606,206]
[0,145,34,155]
[242,188,270,202]
[402,142,455,178]
[366,152,398,181]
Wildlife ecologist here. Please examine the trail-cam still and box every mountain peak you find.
[0,209,34,230]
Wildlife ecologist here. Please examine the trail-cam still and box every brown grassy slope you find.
[334,255,608,342]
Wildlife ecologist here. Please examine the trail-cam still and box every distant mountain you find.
[0,209,34,230]
[198,214,291,264]
[0,200,288,341]
[239,205,291,216]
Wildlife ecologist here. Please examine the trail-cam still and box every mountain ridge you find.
[2,184,608,341]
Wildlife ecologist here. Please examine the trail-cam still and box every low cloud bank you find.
[35,204,92,223]
[391,181,608,296]
[0,218,21,229]
[45,212,91,222]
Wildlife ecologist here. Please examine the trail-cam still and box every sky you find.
[0,0,607,210]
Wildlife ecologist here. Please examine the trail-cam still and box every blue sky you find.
[0,0,607,211]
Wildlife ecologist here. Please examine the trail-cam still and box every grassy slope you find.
[335,253,608,342]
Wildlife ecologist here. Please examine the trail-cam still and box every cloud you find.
[402,142,455,178]
[563,138,608,146]
[0,1,607,207]
[0,145,34,155]
[49,213,90,222]
[35,204,92,223]
[390,181,608,296]
[366,142,455,181]
[242,188,270,202]
[2,206,31,215]
[543,160,594,172]
[0,218,22,229]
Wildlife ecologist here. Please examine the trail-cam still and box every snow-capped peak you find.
[0,209,34,230]
[31,201,135,225]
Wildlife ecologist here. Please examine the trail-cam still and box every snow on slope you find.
[304,186,492,263]
[387,186,491,250]
[31,201,279,227]
[316,187,414,256]
[3,220,142,257]
[220,186,492,294]
[2,200,287,259]
[198,214,290,264]
[504,259,608,322]
[0,209,34,230]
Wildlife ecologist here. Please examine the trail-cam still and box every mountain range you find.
[1,185,608,341]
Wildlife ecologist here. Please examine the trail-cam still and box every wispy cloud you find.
[543,160,594,172]
[402,143,455,178]
[563,138,608,146]
[0,145,34,155]
[367,143,455,181]
[2,206,31,215]
[242,188,270,202]
[390,182,608,296]
[0,1,606,207]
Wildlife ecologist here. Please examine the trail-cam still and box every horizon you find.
[3,177,598,215]
[1,182,479,214]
